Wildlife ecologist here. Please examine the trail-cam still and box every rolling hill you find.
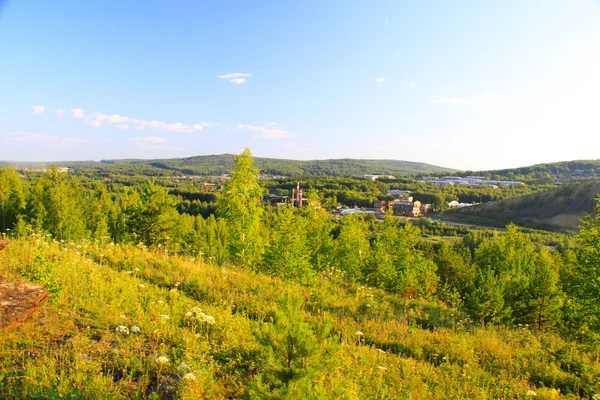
[441,181,600,232]
[1,155,458,177]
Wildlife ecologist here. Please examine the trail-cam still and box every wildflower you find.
[376,366,387,372]
[131,326,141,334]
[178,363,191,372]
[158,300,164,305]
[115,325,129,336]
[158,314,170,320]
[155,356,169,364]
[182,372,196,381]
[355,330,364,336]
[134,268,139,272]
[526,390,537,397]
[185,307,215,325]
[139,284,145,288]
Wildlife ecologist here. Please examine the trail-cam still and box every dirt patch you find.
[0,282,49,330]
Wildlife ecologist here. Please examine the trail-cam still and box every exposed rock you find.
[0,282,49,330]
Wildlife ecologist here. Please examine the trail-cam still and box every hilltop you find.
[441,181,600,232]
[0,155,457,177]
[462,160,600,184]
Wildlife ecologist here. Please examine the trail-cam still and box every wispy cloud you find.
[235,123,296,139]
[376,78,385,83]
[53,107,211,133]
[6,132,90,144]
[430,92,498,106]
[71,108,85,118]
[408,82,418,87]
[217,72,252,84]
[32,105,46,114]
[131,136,182,152]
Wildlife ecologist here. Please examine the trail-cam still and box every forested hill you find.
[1,155,457,177]
[443,181,600,231]
[466,160,600,184]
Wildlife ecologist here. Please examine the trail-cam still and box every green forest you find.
[2,149,600,399]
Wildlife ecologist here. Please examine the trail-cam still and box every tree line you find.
[2,149,600,341]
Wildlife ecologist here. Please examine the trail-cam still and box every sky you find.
[1,0,599,171]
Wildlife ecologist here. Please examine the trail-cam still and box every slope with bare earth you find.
[441,182,600,232]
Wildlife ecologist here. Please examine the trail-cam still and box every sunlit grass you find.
[1,234,597,399]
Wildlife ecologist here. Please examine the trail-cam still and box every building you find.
[393,200,422,217]
[420,203,432,214]
[387,189,413,199]
[374,199,396,212]
[292,182,305,207]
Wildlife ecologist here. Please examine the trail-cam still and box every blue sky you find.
[1,0,599,170]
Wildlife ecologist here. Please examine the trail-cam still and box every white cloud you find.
[216,72,252,84]
[7,132,90,144]
[130,136,182,152]
[376,78,385,83]
[52,107,211,133]
[71,108,85,118]
[217,72,252,79]
[32,105,47,114]
[430,92,498,106]
[408,82,418,87]
[236,123,296,140]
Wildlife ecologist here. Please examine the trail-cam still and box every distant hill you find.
[1,155,457,177]
[441,182,600,232]
[465,160,600,184]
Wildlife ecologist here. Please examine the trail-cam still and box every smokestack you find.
[296,182,301,208]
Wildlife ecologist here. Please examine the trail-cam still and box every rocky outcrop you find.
[0,282,49,330]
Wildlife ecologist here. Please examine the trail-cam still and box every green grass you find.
[1,234,599,399]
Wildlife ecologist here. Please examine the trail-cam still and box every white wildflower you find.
[355,330,364,336]
[376,365,387,371]
[158,314,170,320]
[185,307,215,325]
[115,325,129,336]
[139,284,145,288]
[526,390,537,397]
[182,372,196,381]
[131,326,141,334]
[155,356,169,364]
[178,363,191,372]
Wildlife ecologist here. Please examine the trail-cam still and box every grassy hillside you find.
[442,182,600,231]
[1,236,597,399]
[1,155,457,177]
